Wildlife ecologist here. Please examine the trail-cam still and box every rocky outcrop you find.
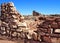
[33,11,41,16]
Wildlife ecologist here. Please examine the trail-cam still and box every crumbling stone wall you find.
[0,2,28,40]
[36,16,60,43]
[0,2,60,43]
[0,2,40,43]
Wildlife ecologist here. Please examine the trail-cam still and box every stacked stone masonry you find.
[0,2,60,43]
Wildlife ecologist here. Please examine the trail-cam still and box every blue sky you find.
[0,0,60,15]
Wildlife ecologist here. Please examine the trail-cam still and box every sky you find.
[0,0,60,15]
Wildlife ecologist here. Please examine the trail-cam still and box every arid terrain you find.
[0,2,60,43]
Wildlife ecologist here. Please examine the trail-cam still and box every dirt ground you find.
[0,40,16,43]
[51,38,60,43]
[0,39,24,43]
[0,38,60,43]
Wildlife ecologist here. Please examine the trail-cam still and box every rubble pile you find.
[0,2,60,43]
[0,2,29,39]
[36,16,60,43]
[37,16,60,34]
[0,3,40,43]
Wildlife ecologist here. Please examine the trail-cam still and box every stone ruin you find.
[0,2,30,39]
[0,2,60,43]
[0,2,40,43]
[35,15,60,43]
